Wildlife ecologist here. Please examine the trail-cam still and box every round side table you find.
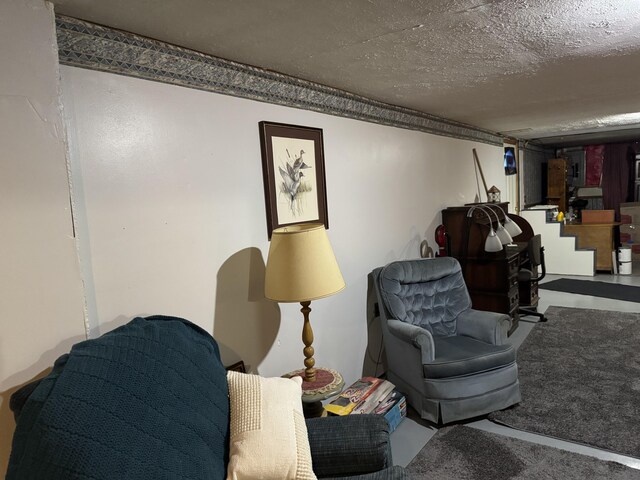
[283,367,344,418]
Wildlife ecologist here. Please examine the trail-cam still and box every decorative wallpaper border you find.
[520,140,547,152]
[56,15,503,146]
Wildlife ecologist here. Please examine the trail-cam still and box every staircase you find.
[520,209,595,276]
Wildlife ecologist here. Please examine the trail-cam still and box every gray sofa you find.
[372,257,521,424]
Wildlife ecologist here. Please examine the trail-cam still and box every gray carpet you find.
[406,425,640,479]
[490,306,640,458]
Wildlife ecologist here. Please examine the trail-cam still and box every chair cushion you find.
[306,415,392,478]
[379,258,471,336]
[518,268,533,282]
[527,234,543,266]
[423,335,516,379]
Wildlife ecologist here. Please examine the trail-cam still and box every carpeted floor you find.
[490,306,640,458]
[539,278,640,303]
[406,425,640,479]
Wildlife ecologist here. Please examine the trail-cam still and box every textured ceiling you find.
[50,0,640,145]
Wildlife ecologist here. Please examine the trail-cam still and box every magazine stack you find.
[325,376,407,432]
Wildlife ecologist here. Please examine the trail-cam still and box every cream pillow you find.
[226,371,317,480]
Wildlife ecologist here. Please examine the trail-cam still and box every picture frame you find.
[259,121,329,239]
[504,146,517,176]
[226,360,246,373]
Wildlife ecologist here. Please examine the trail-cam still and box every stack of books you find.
[325,377,407,432]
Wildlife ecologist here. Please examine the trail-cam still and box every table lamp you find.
[489,204,523,237]
[467,205,504,253]
[479,205,512,245]
[265,223,345,382]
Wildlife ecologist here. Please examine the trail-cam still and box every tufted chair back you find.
[378,257,471,337]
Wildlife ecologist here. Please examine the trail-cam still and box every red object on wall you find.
[435,224,448,257]
[585,145,605,186]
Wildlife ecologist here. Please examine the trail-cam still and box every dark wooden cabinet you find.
[463,247,523,336]
[547,158,568,213]
[441,203,524,336]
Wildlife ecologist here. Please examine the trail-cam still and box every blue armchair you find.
[372,257,521,424]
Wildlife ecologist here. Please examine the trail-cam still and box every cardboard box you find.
[620,202,640,225]
[581,209,615,224]
[620,224,640,261]
[383,395,407,433]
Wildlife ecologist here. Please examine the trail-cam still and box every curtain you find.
[585,145,604,186]
[602,143,634,221]
[625,144,635,204]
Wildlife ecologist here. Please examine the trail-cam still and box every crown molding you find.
[56,15,503,146]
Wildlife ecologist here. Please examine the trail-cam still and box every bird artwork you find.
[279,149,311,214]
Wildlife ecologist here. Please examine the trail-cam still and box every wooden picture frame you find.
[259,121,329,239]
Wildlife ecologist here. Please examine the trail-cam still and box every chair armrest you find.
[327,465,409,480]
[456,309,510,345]
[387,319,435,363]
[306,414,393,478]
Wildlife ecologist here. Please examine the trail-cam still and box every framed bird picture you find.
[259,121,329,239]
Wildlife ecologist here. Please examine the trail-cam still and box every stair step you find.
[520,209,595,276]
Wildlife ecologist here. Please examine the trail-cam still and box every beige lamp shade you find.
[265,223,345,302]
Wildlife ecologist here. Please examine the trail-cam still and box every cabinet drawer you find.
[508,306,519,337]
[507,255,520,277]
[469,285,519,314]
[519,281,538,307]
[508,284,520,310]
[465,261,519,291]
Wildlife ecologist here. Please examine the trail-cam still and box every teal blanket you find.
[7,316,230,479]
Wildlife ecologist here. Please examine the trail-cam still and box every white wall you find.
[0,0,86,472]
[60,66,506,385]
[0,1,508,468]
[520,209,595,276]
